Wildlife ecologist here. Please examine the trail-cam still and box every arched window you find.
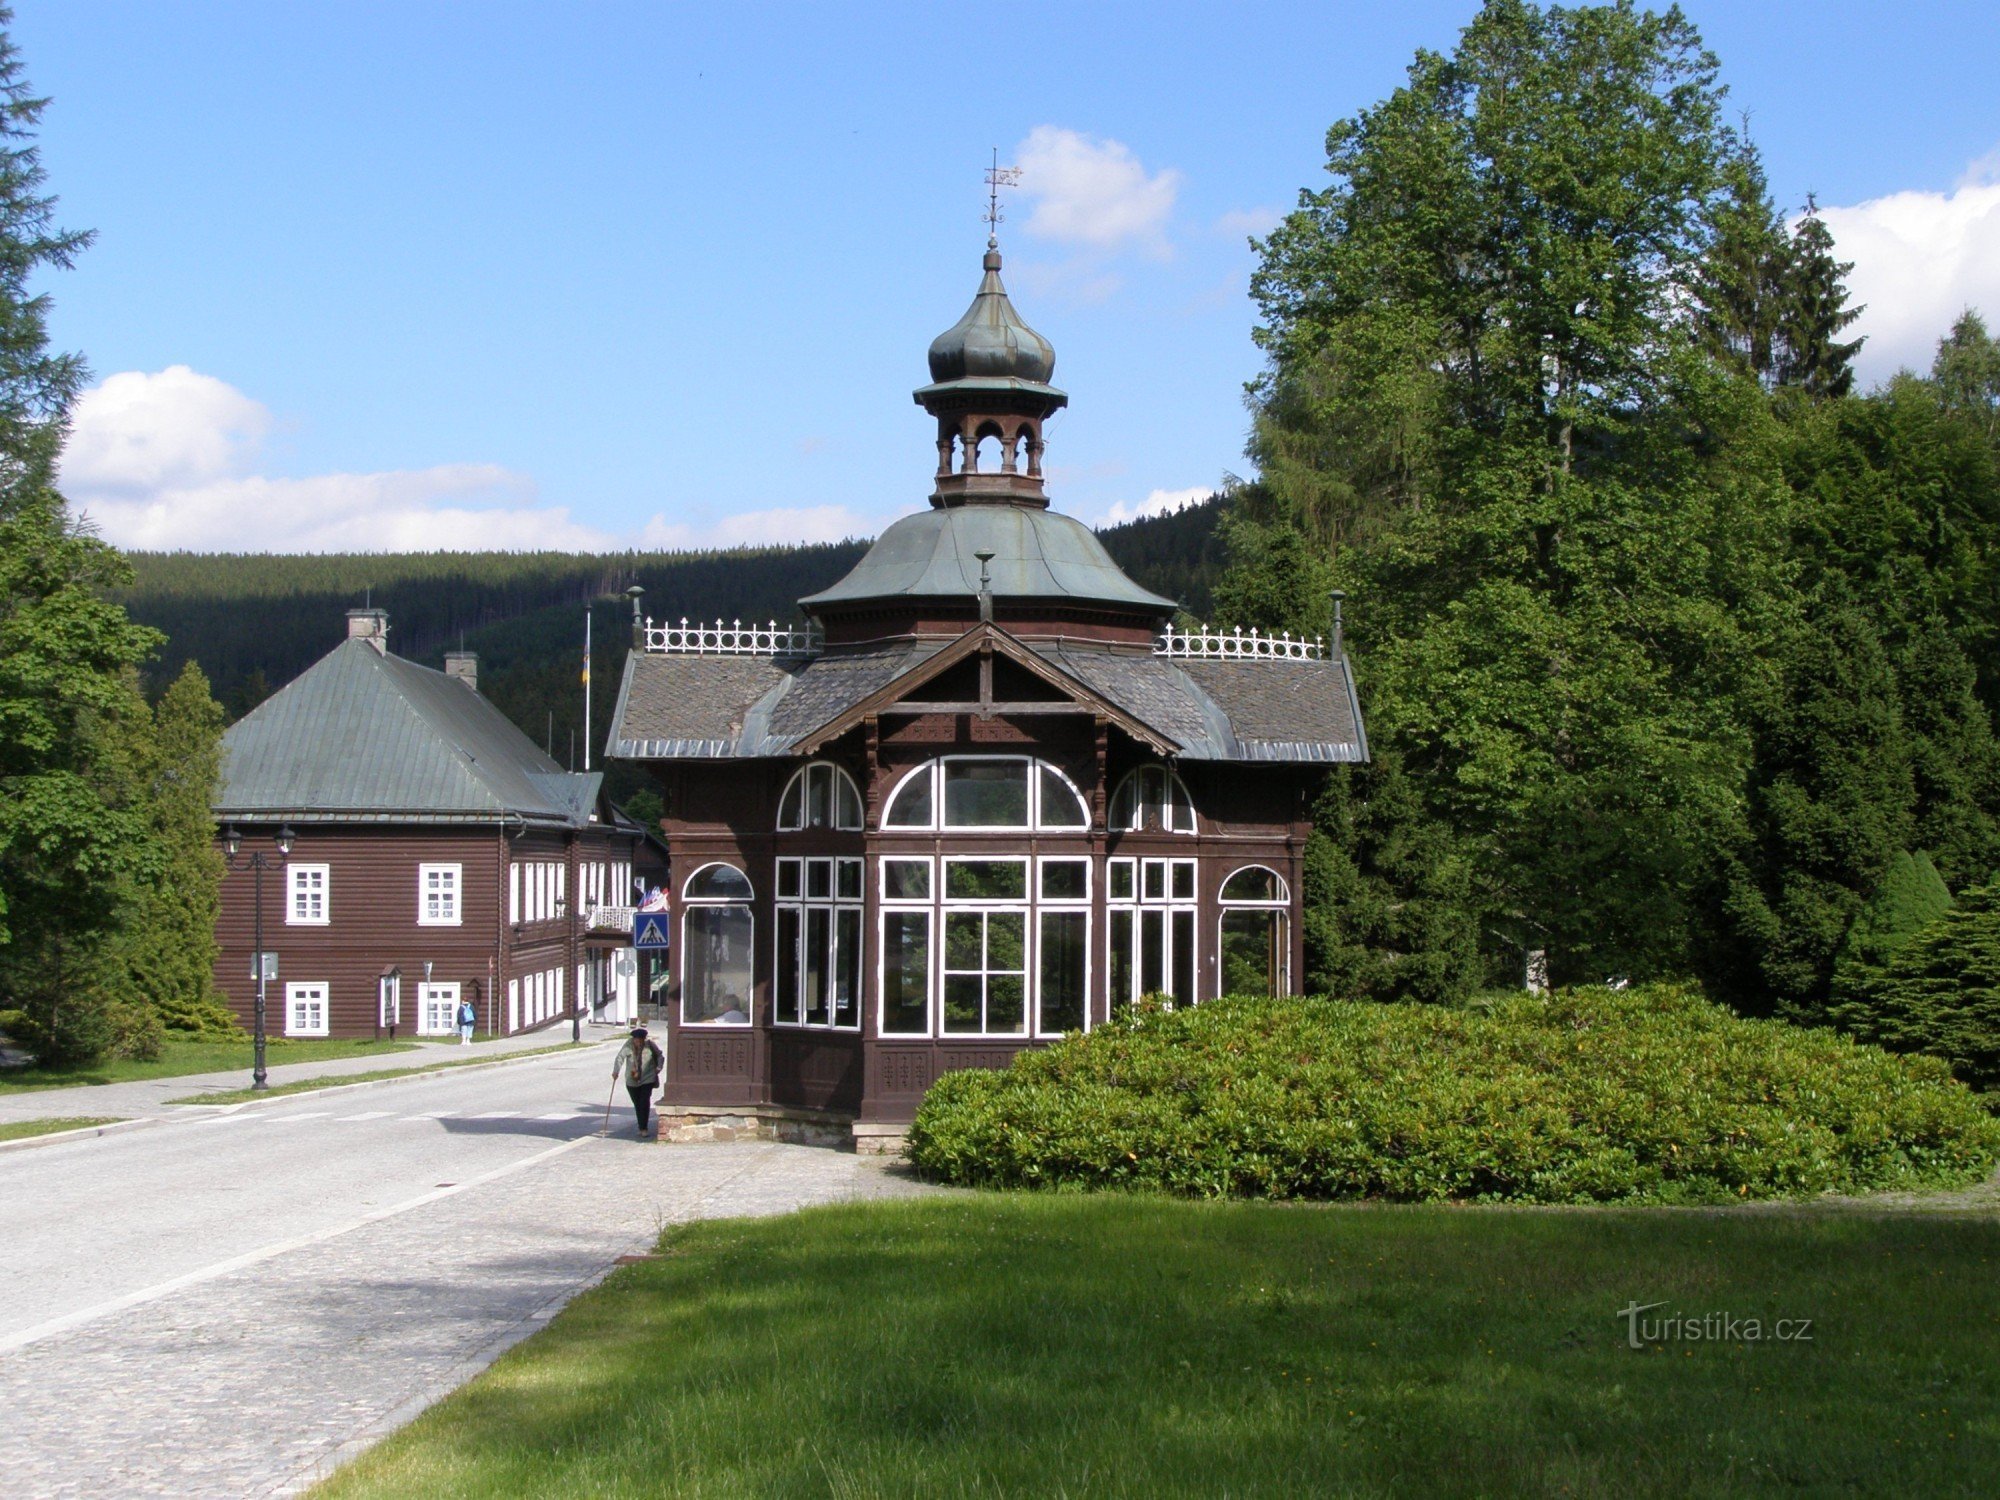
[681,863,753,1025]
[777,762,862,831]
[883,757,1089,832]
[1109,765,1196,834]
[1219,864,1289,998]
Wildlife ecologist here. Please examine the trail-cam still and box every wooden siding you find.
[215,822,643,1040]
[648,709,1313,1124]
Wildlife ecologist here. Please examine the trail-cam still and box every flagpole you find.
[583,606,592,772]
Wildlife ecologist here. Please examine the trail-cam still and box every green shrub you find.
[906,985,2000,1203]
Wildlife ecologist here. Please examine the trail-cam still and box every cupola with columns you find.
[914,237,1067,509]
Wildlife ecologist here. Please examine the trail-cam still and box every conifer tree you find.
[1851,881,2000,1087]
[104,662,236,1039]
[1778,198,1864,398]
[1697,139,1792,388]
[0,12,162,1063]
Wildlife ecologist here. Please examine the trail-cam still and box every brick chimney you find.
[444,651,478,691]
[346,608,390,654]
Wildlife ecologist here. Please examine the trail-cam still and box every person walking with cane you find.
[612,1025,664,1139]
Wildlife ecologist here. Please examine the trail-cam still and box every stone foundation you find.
[851,1122,909,1158]
[655,1104,856,1149]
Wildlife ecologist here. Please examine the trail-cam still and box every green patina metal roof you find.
[217,639,601,826]
[797,503,1177,616]
[919,246,1066,404]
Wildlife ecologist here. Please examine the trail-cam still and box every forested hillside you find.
[112,498,1224,795]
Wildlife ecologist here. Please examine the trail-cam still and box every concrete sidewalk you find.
[0,1024,624,1124]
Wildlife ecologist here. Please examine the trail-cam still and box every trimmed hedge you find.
[905,986,2000,1203]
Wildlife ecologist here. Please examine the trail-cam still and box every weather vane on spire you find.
[984,148,1022,247]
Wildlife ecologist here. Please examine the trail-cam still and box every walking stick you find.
[598,1069,619,1137]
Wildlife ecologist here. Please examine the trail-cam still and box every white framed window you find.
[1219,865,1291,998]
[418,863,462,926]
[882,757,1091,833]
[508,862,521,924]
[774,857,864,1029]
[777,761,864,831]
[877,853,1088,1039]
[683,863,753,1025]
[286,863,329,926]
[1108,857,1199,1009]
[1109,765,1197,834]
[419,982,461,1036]
[285,982,329,1037]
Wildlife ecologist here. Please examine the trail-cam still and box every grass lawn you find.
[170,1043,586,1105]
[0,1035,417,1094]
[0,1116,119,1142]
[316,1193,2000,1499]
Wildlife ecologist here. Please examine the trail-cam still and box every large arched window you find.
[1219,865,1289,998]
[1109,765,1196,834]
[682,863,753,1026]
[777,762,863,831]
[882,756,1088,833]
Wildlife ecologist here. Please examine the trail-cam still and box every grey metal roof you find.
[923,247,1062,393]
[607,635,1365,765]
[798,504,1177,616]
[218,640,604,826]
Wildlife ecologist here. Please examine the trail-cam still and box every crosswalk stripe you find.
[335,1110,397,1121]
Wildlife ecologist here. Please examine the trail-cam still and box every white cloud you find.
[61,366,897,555]
[1215,206,1282,240]
[1097,486,1213,527]
[1816,147,2000,384]
[61,366,611,552]
[1014,126,1181,256]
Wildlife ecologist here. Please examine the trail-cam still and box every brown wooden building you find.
[214,611,656,1040]
[606,240,1366,1141]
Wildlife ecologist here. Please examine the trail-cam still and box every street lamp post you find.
[222,822,295,1091]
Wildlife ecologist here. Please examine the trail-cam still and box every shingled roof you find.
[606,632,1366,765]
[218,639,604,827]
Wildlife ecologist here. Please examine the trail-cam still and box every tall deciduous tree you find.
[0,12,163,1063]
[1239,0,1790,984]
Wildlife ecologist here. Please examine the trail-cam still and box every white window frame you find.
[878,903,935,1038]
[1107,856,1200,1009]
[681,862,754,1027]
[285,981,329,1037]
[773,857,865,1031]
[777,761,865,832]
[1109,764,1198,835]
[286,863,329,926]
[881,756,1092,834]
[875,853,1094,1039]
[418,862,462,926]
[419,981,461,1037]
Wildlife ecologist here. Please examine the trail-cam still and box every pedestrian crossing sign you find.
[633,912,671,950]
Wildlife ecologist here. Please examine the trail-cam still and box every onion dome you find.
[924,244,1057,386]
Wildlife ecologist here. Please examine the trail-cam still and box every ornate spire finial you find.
[983,148,1021,250]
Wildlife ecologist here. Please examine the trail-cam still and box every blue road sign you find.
[633,912,671,950]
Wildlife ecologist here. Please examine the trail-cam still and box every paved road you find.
[0,1044,928,1498]
[0,1024,607,1126]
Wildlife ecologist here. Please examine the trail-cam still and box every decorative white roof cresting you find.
[643,618,824,657]
[1154,624,1327,661]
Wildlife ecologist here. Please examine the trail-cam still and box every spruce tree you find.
[1825,847,1952,1035]
[1697,138,1793,389]
[0,13,162,1063]
[1778,199,1865,399]
[102,662,236,1040]
[1856,882,2000,1087]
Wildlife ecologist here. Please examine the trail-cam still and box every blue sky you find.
[18,1,2000,553]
